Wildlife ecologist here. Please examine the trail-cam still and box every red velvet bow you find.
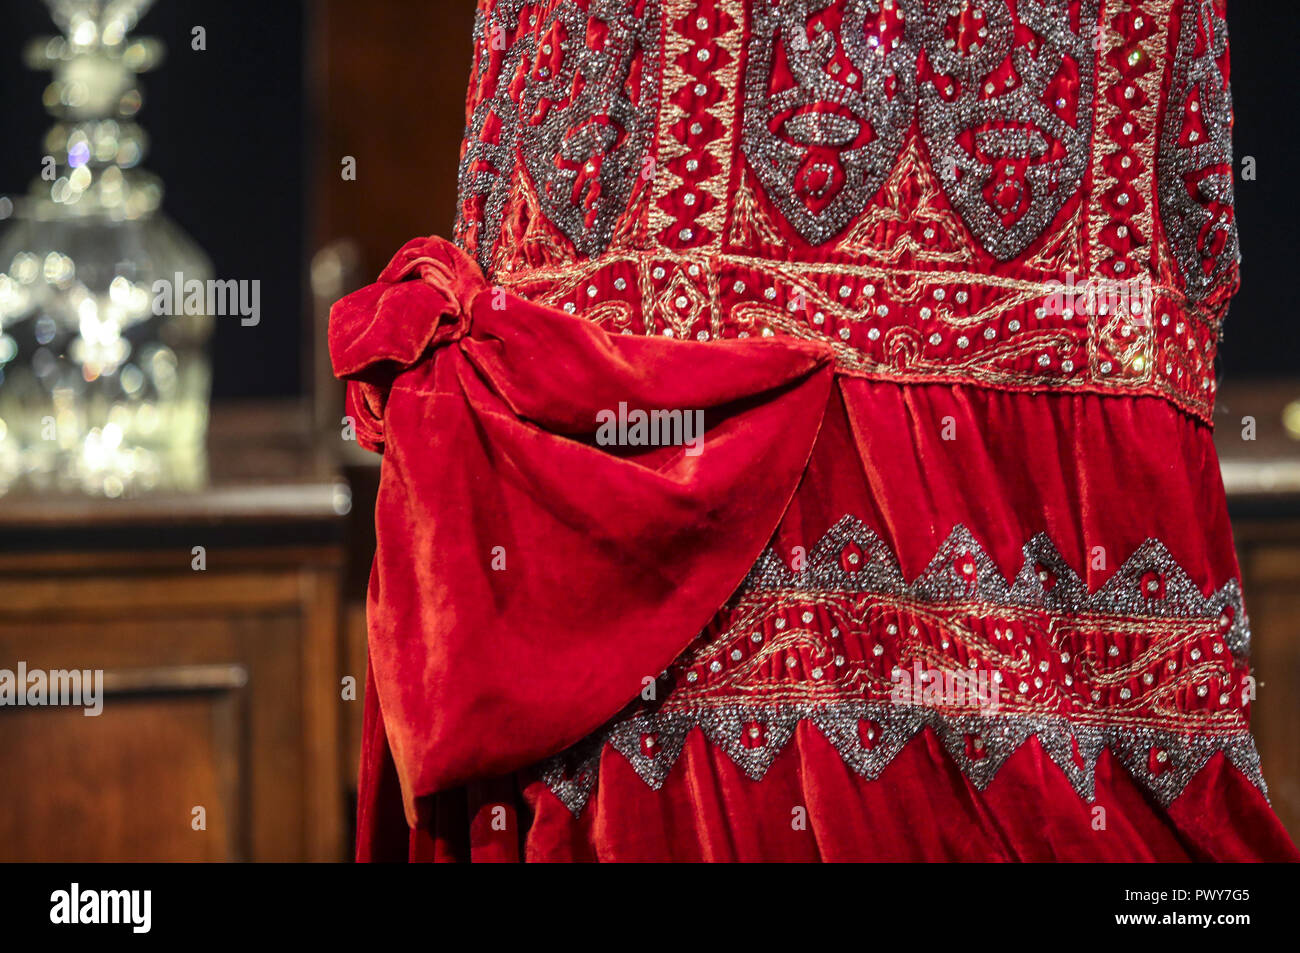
[331,236,836,825]
[329,237,487,452]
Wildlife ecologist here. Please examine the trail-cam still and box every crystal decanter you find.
[0,0,212,497]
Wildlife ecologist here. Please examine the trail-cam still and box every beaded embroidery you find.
[453,0,1240,424]
[1157,0,1239,303]
[915,0,1101,261]
[737,0,1101,259]
[741,0,919,246]
[539,516,1264,815]
[455,0,662,259]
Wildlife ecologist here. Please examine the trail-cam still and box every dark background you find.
[0,0,1294,398]
[0,0,306,399]
[1220,1,1298,379]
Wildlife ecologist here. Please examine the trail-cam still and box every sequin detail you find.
[741,0,918,246]
[453,0,1239,423]
[740,0,1100,256]
[540,516,1263,815]
[916,0,1101,260]
[455,0,662,260]
[1158,0,1239,302]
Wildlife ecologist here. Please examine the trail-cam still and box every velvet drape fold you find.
[335,237,1298,863]
[332,236,835,825]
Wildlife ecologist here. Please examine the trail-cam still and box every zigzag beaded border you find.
[540,516,1260,816]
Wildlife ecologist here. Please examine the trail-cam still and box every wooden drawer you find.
[0,548,346,861]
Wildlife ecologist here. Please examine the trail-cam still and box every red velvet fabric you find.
[332,236,835,825]
[335,0,1299,864]
[337,237,1298,863]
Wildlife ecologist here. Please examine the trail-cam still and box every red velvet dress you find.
[332,0,1300,861]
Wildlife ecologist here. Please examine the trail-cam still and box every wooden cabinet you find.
[1234,535,1300,839]
[0,404,351,861]
[1216,380,1300,841]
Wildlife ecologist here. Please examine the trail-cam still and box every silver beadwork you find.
[741,0,918,245]
[916,0,1101,261]
[539,516,1261,816]
[1158,0,1240,300]
[455,0,662,264]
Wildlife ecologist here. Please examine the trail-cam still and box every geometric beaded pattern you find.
[539,516,1265,816]
[454,0,1239,422]
[455,0,663,260]
[1157,0,1240,304]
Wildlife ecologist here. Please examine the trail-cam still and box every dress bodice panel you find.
[453,0,1238,421]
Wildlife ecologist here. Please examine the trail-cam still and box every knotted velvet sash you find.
[331,237,834,825]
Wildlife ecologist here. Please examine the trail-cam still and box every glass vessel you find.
[0,0,212,497]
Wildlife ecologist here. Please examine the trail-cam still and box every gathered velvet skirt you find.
[336,237,1298,862]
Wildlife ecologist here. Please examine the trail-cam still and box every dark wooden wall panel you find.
[310,0,480,282]
[0,551,345,862]
[0,697,239,862]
